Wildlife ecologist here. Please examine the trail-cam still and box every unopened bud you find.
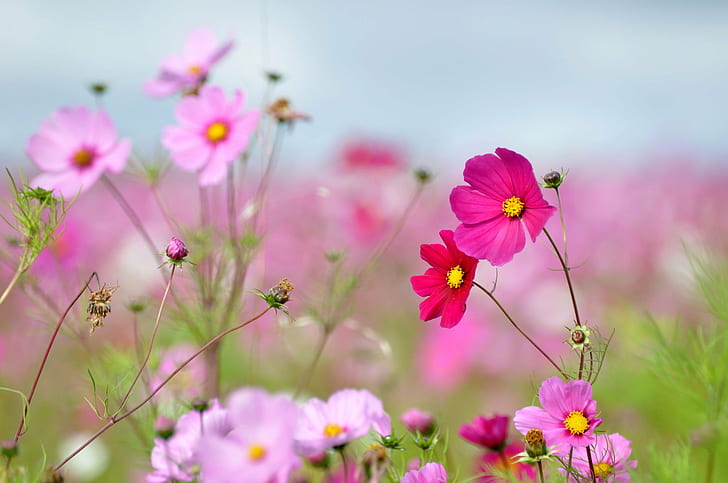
[1,440,18,459]
[265,71,283,83]
[401,408,436,436]
[89,82,108,96]
[525,429,547,458]
[165,237,189,263]
[542,170,565,189]
[154,416,176,440]
[306,451,331,469]
[191,398,209,413]
[414,168,432,184]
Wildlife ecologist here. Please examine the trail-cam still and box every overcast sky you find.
[2,0,727,173]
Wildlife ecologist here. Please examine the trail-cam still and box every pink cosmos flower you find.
[513,377,603,455]
[27,106,131,198]
[197,388,300,483]
[294,389,390,456]
[145,28,234,97]
[148,345,206,403]
[162,85,259,186]
[401,462,447,483]
[478,442,536,482]
[147,401,230,483]
[459,414,509,451]
[401,408,436,435]
[450,148,556,266]
[563,433,637,482]
[410,229,478,328]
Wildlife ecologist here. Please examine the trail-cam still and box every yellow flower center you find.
[323,424,344,438]
[593,462,613,478]
[206,122,228,143]
[446,265,465,289]
[563,410,589,435]
[502,196,525,218]
[248,444,266,461]
[188,65,203,75]
[72,148,94,168]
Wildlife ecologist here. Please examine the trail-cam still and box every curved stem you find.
[54,305,272,472]
[13,272,97,444]
[116,266,176,412]
[473,281,568,379]
[586,446,597,483]
[542,228,581,327]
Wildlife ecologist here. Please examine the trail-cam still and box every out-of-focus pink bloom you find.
[27,106,131,198]
[450,148,556,266]
[147,401,229,483]
[337,138,405,172]
[149,345,206,403]
[459,414,509,451]
[162,85,259,186]
[478,442,536,482]
[165,237,189,262]
[197,388,300,483]
[401,408,435,435]
[144,28,233,97]
[563,433,637,482]
[401,462,447,483]
[294,389,390,456]
[411,229,478,328]
[514,377,602,455]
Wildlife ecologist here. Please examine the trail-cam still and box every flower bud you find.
[459,414,509,451]
[542,170,565,189]
[414,168,432,184]
[154,416,176,440]
[165,237,189,263]
[401,408,436,436]
[191,397,209,413]
[306,451,331,469]
[1,440,18,459]
[525,429,547,458]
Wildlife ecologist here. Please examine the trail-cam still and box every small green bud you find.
[1,440,18,458]
[414,168,432,184]
[525,429,547,458]
[89,82,108,96]
[542,170,565,189]
[191,398,209,413]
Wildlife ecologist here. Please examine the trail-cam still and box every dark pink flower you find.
[513,377,603,455]
[145,28,234,97]
[410,229,478,328]
[478,442,536,482]
[162,85,259,186]
[459,414,509,451]
[562,433,637,482]
[27,106,131,198]
[450,148,556,266]
[165,237,189,262]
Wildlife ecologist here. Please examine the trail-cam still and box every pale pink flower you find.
[401,462,447,483]
[27,106,131,198]
[162,85,259,186]
[145,28,234,97]
[563,433,637,482]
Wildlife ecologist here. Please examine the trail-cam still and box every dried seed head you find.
[269,278,294,304]
[86,284,118,334]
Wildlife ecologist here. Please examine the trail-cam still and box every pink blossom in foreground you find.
[162,85,259,186]
[148,345,206,403]
[147,401,229,483]
[450,148,556,266]
[27,106,131,198]
[197,388,300,483]
[145,28,234,97]
[562,433,637,482]
[401,462,447,483]
[513,377,602,455]
[459,414,509,451]
[478,442,536,482]
[294,389,390,456]
[411,229,478,328]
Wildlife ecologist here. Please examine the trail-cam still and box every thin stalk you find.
[705,447,714,483]
[586,446,597,483]
[473,281,568,379]
[0,261,25,307]
[116,266,176,412]
[542,228,581,327]
[554,187,568,266]
[537,461,545,483]
[13,272,97,444]
[294,326,331,398]
[339,447,349,483]
[54,305,272,472]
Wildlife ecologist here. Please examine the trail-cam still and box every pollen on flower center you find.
[188,65,203,75]
[502,196,525,218]
[248,443,266,461]
[446,265,465,289]
[323,424,344,438]
[72,148,95,168]
[593,462,613,478]
[564,410,589,435]
[206,122,229,143]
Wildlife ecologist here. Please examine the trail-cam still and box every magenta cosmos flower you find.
[294,389,390,457]
[450,148,556,266]
[513,377,602,456]
[459,414,509,451]
[145,28,234,97]
[162,85,259,186]
[564,433,637,482]
[197,388,300,483]
[401,462,447,483]
[27,106,131,198]
[411,229,478,328]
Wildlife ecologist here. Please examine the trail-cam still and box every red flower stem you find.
[586,446,597,483]
[473,281,568,379]
[13,272,97,445]
[554,187,569,267]
[53,305,272,472]
[116,265,176,413]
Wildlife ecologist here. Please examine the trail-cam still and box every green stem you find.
[0,261,25,307]
[537,460,545,483]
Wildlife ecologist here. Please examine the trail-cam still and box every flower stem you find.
[586,446,597,483]
[294,326,331,398]
[473,281,568,379]
[53,305,272,472]
[554,187,568,267]
[0,261,25,307]
[537,460,545,483]
[115,265,176,413]
[13,272,97,444]
[542,228,581,327]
